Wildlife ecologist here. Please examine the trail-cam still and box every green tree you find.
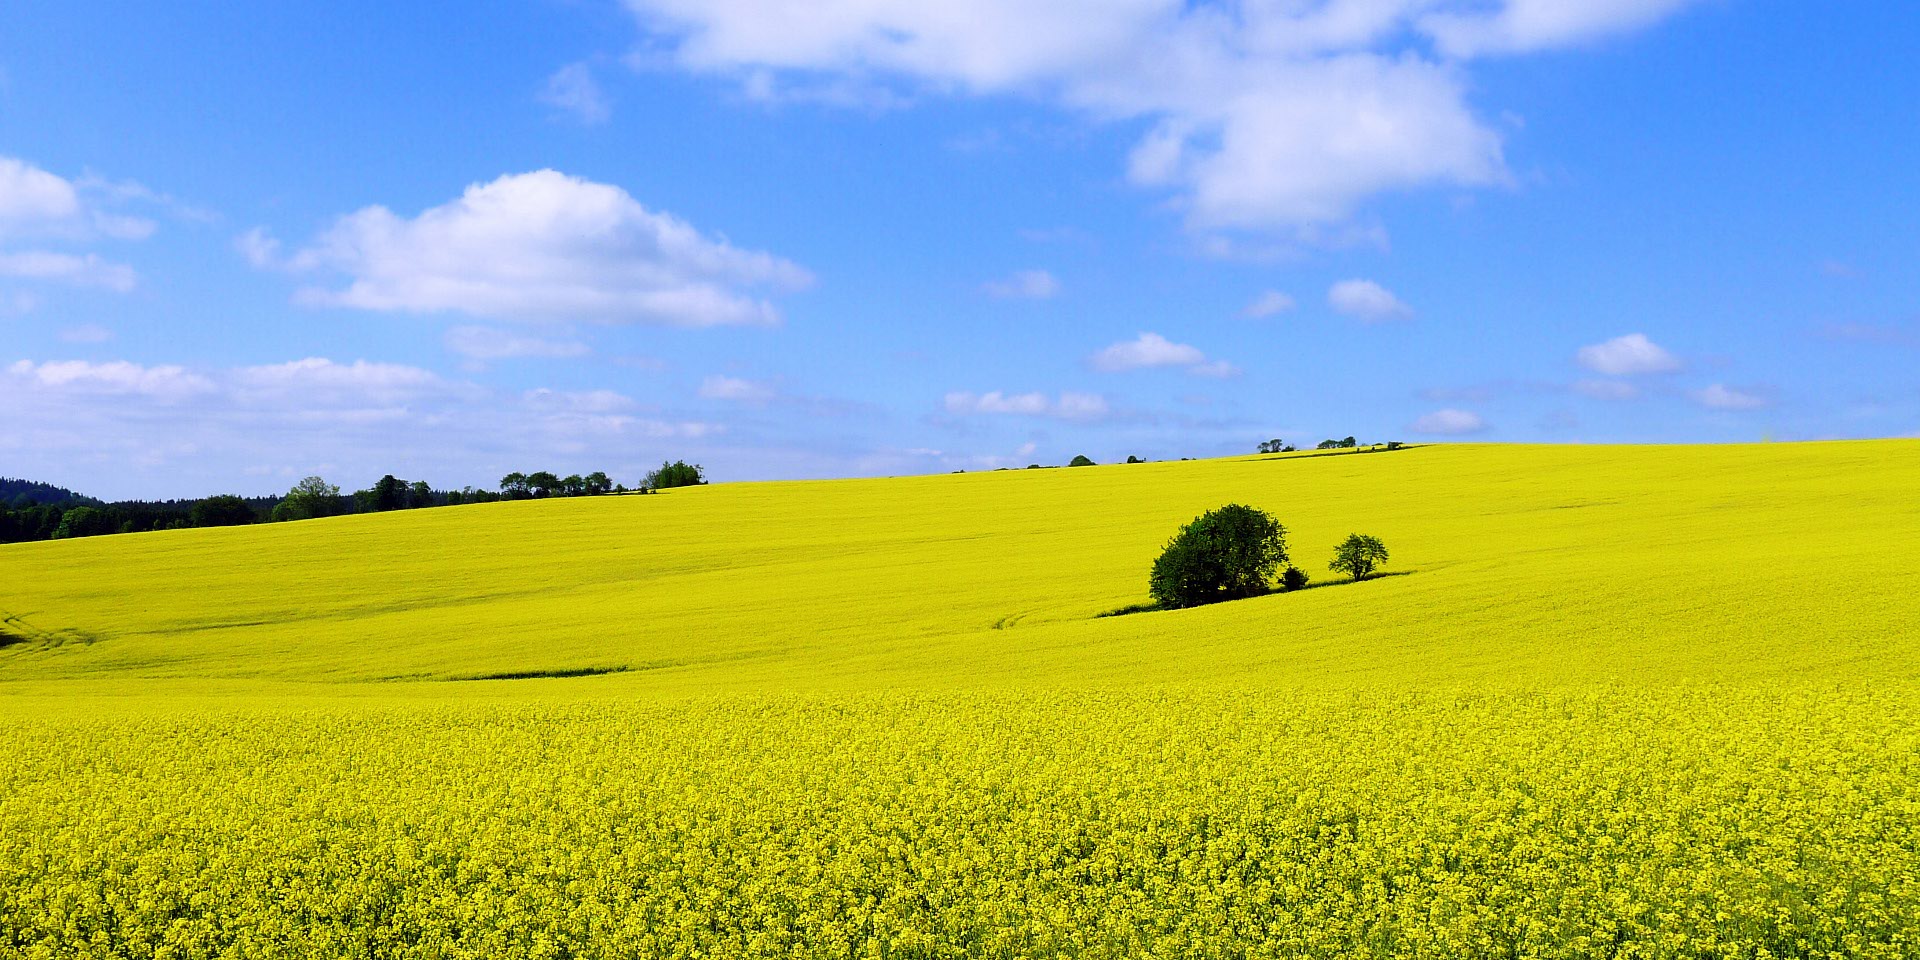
[560,474,586,497]
[1329,533,1389,582]
[365,475,408,512]
[52,506,117,539]
[526,471,561,498]
[190,495,254,527]
[1147,504,1288,610]
[407,481,434,509]
[645,460,704,490]
[584,471,612,495]
[500,472,531,499]
[274,476,341,522]
[1068,454,1096,467]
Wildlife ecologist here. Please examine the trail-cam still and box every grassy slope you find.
[3,440,1918,694]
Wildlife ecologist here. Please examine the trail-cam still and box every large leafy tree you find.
[1147,504,1288,610]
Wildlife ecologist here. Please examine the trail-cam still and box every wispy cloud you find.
[1411,408,1487,435]
[943,389,1109,421]
[1241,290,1296,319]
[982,268,1060,300]
[541,62,612,124]
[1692,383,1767,410]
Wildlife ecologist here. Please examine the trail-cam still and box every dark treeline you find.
[0,461,709,545]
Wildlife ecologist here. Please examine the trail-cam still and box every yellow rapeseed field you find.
[4,441,1919,957]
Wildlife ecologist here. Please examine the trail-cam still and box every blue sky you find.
[2,0,1916,499]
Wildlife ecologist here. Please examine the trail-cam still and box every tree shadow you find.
[1095,570,1417,618]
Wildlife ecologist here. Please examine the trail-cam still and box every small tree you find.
[1147,504,1288,610]
[500,472,530,500]
[1126,455,1144,464]
[584,471,612,495]
[1329,533,1389,582]
[1069,454,1096,467]
[190,495,254,527]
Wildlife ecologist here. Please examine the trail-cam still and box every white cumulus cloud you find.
[1090,331,1237,377]
[250,169,812,326]
[1577,333,1679,376]
[6,359,214,401]
[1411,407,1486,435]
[620,1,1703,232]
[1327,279,1413,322]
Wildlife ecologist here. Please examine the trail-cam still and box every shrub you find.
[1069,455,1096,467]
[1148,504,1288,610]
[1329,533,1389,582]
[1281,566,1310,591]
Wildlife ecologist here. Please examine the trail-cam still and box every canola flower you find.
[3,441,1920,956]
[3,689,1918,958]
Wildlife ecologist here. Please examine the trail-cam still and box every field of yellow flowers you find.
[4,441,1919,956]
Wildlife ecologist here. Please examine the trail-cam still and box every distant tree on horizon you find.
[645,461,704,490]
[526,471,562,499]
[1069,455,1096,467]
[273,476,342,522]
[190,495,255,528]
[500,472,531,499]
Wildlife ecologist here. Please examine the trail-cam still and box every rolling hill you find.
[4,441,1919,957]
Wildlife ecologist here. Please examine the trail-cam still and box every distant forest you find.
[0,460,704,546]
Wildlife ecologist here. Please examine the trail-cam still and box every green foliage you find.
[646,460,705,490]
[190,495,254,528]
[526,472,562,499]
[1068,455,1096,467]
[51,506,115,540]
[1148,504,1288,609]
[275,476,342,522]
[1330,533,1389,582]
[500,472,531,500]
[1126,455,1144,464]
[1281,566,1310,591]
